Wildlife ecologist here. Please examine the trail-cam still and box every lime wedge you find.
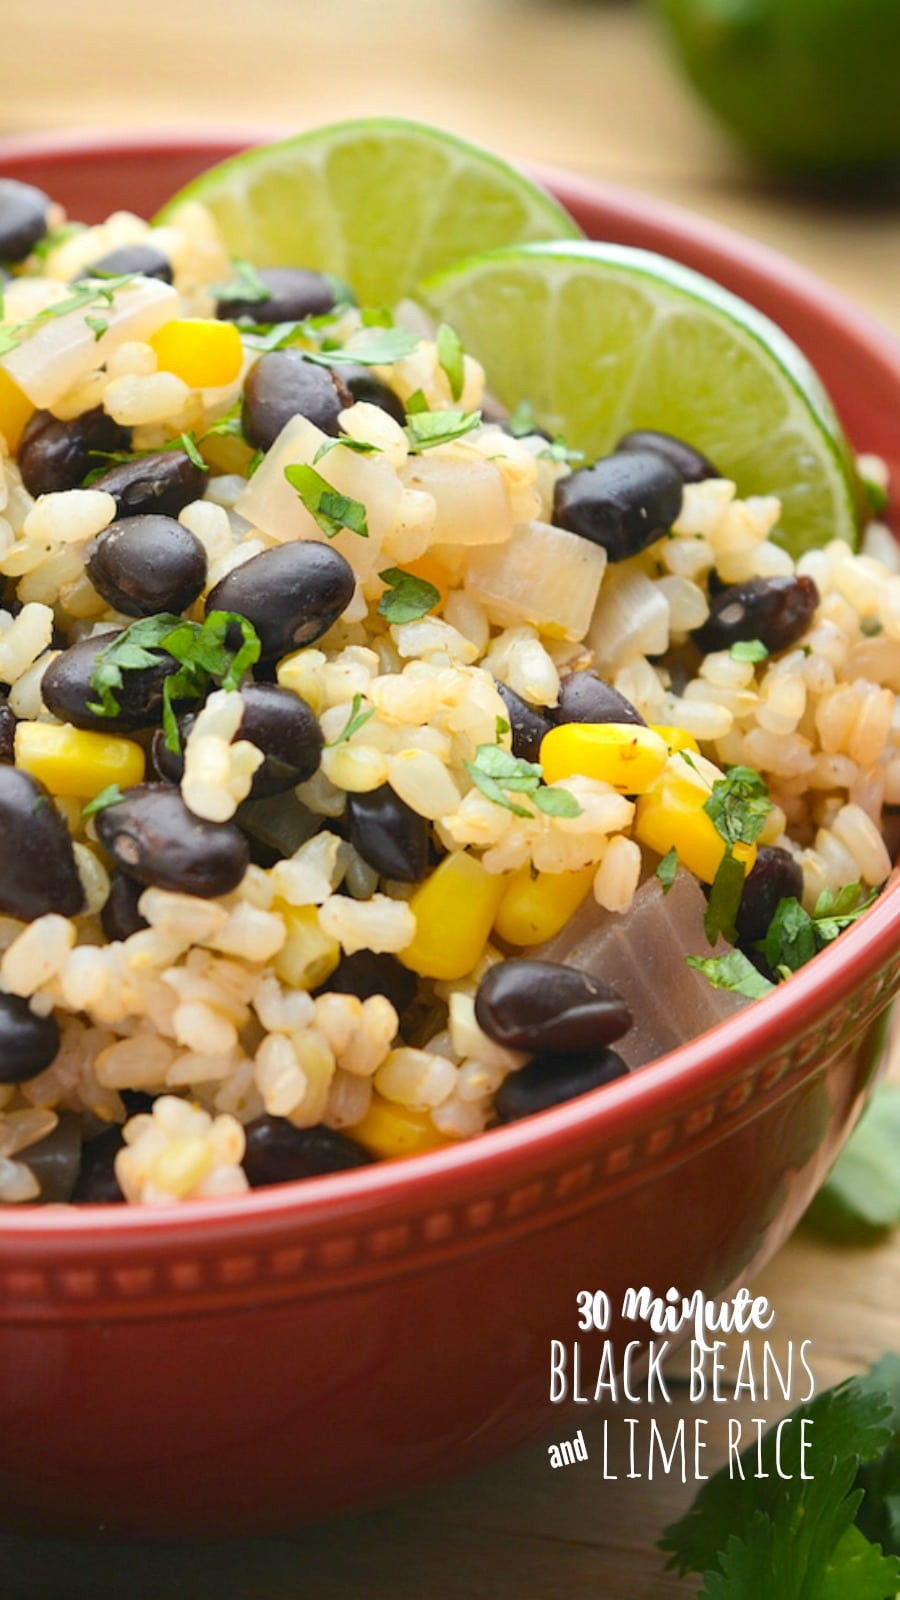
[155,119,582,308]
[421,241,860,555]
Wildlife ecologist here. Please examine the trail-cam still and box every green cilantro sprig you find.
[0,273,136,358]
[81,784,126,819]
[210,258,270,305]
[656,847,679,894]
[730,639,769,663]
[436,322,464,401]
[763,882,878,976]
[703,766,772,945]
[377,567,440,625]
[686,948,774,999]
[88,610,261,753]
[305,326,418,370]
[405,408,481,452]
[313,435,381,464]
[660,1359,900,1599]
[465,744,582,820]
[284,462,369,540]
[325,692,376,748]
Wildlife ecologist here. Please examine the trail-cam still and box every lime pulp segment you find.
[154,119,583,308]
[420,241,859,556]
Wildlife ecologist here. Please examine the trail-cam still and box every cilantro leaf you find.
[506,400,538,438]
[305,327,418,369]
[539,436,587,466]
[81,784,125,819]
[84,315,108,342]
[704,850,749,946]
[705,766,772,850]
[495,716,510,741]
[211,258,270,305]
[377,567,440,625]
[326,692,375,748]
[313,435,381,463]
[405,408,481,452]
[805,1084,900,1241]
[661,1375,898,1595]
[656,846,678,893]
[686,948,774,998]
[179,432,207,470]
[201,401,247,442]
[405,388,429,415]
[436,322,464,401]
[284,462,369,540]
[730,639,769,663]
[532,786,582,818]
[855,1355,900,1560]
[763,883,878,974]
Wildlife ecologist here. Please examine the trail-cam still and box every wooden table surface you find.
[2,3,898,1595]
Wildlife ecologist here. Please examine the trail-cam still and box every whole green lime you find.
[651,0,900,175]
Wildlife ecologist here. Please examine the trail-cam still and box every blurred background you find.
[4,0,899,332]
[2,3,898,1595]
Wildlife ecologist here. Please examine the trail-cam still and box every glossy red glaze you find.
[0,133,897,1537]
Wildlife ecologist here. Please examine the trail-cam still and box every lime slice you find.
[421,241,860,555]
[155,119,582,308]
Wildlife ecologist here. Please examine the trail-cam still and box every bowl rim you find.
[0,128,897,1243]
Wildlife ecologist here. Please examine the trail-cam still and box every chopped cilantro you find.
[29,220,86,263]
[0,272,135,357]
[539,436,586,466]
[405,408,481,452]
[763,882,878,974]
[179,432,207,470]
[88,610,261,753]
[495,715,511,741]
[81,784,126,819]
[84,315,108,342]
[405,388,429,415]
[326,692,376,748]
[284,462,369,540]
[704,766,771,850]
[211,258,270,305]
[377,567,440,625]
[660,1365,900,1598]
[305,326,418,369]
[360,306,394,328]
[247,448,264,478]
[506,400,538,438]
[730,638,769,663]
[656,846,678,893]
[704,850,748,946]
[436,322,464,401]
[313,435,381,464]
[686,948,774,999]
[464,743,581,819]
[201,401,247,442]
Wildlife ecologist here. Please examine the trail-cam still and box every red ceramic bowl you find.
[0,132,898,1538]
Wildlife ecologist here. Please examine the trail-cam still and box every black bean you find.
[495,680,553,763]
[0,767,84,922]
[335,362,407,425]
[18,406,131,499]
[735,845,805,947]
[94,784,249,898]
[153,683,323,798]
[553,450,683,562]
[85,514,208,618]
[318,949,416,1015]
[0,178,50,261]
[493,1046,629,1123]
[42,630,183,733]
[205,542,355,659]
[88,449,207,519]
[616,428,719,484]
[0,694,16,761]
[0,991,60,1083]
[21,1112,82,1202]
[243,1117,372,1188]
[345,785,429,883]
[692,575,820,655]
[475,960,632,1054]
[78,242,173,283]
[553,671,645,727]
[216,266,339,324]
[100,871,149,942]
[70,1125,125,1204]
[242,350,351,451]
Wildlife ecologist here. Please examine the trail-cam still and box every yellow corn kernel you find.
[150,319,243,389]
[649,724,701,757]
[350,1094,448,1160]
[399,852,508,981]
[14,722,145,798]
[0,368,34,451]
[494,862,595,947]
[540,722,668,794]
[635,771,757,885]
[273,902,341,991]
